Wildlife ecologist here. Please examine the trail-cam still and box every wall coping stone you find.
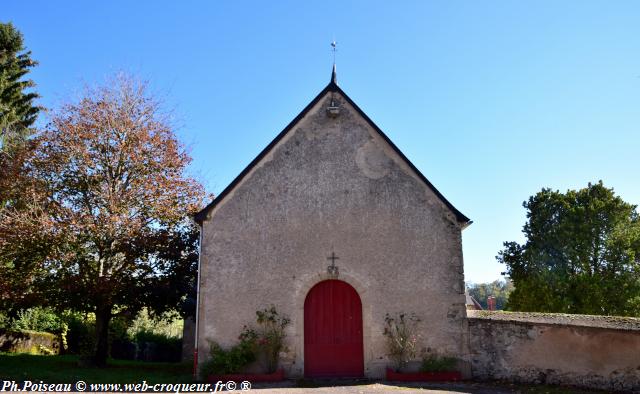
[467,310,640,331]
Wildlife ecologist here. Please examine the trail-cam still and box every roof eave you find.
[194,80,472,227]
[194,82,338,224]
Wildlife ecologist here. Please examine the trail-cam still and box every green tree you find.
[498,182,640,316]
[0,75,204,366]
[0,22,39,149]
[466,280,514,310]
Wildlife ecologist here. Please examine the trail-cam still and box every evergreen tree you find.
[0,22,39,149]
[0,24,41,305]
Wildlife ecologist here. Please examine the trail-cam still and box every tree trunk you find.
[93,307,111,367]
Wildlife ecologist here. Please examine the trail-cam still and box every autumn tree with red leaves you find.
[0,75,204,366]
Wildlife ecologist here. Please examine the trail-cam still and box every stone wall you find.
[0,329,60,355]
[468,311,640,391]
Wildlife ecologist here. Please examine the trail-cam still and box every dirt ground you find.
[246,380,602,393]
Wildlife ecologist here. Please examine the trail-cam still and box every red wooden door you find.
[304,280,364,378]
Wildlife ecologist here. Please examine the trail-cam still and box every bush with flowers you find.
[255,305,290,373]
[383,312,421,372]
[200,305,290,376]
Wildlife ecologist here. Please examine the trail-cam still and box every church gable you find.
[195,76,470,227]
[195,72,472,378]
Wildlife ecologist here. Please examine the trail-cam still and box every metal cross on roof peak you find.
[331,40,337,63]
[330,40,338,85]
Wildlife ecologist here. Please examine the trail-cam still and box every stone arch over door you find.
[303,279,364,377]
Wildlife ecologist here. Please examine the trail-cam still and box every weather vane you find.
[331,40,337,65]
[328,39,340,114]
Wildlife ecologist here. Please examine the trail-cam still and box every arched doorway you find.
[304,279,364,378]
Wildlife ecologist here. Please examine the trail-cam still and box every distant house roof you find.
[194,70,472,226]
[466,289,483,310]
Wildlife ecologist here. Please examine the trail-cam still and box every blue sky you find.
[5,1,640,283]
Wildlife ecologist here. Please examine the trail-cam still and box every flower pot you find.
[207,368,285,383]
[385,368,462,382]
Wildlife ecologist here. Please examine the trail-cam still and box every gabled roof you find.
[465,289,484,310]
[195,71,471,226]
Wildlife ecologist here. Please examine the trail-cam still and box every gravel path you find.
[249,382,503,393]
[245,381,589,393]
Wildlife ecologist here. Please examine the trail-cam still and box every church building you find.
[194,66,472,378]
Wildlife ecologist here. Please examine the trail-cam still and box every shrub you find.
[133,330,182,362]
[127,309,184,339]
[383,312,421,372]
[420,354,458,372]
[7,308,68,354]
[109,315,131,342]
[0,312,9,329]
[200,334,257,376]
[63,312,95,355]
[238,325,258,347]
[37,344,55,355]
[255,306,290,373]
[12,307,64,334]
[108,315,135,360]
[199,305,290,376]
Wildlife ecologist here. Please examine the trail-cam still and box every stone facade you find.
[468,311,640,391]
[195,80,471,378]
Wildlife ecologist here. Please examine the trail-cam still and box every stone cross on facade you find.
[327,251,339,277]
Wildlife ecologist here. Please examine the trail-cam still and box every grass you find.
[0,353,192,384]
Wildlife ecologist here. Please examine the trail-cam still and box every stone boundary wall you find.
[0,329,60,355]
[467,311,640,392]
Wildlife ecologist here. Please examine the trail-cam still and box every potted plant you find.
[419,354,462,380]
[386,354,462,381]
